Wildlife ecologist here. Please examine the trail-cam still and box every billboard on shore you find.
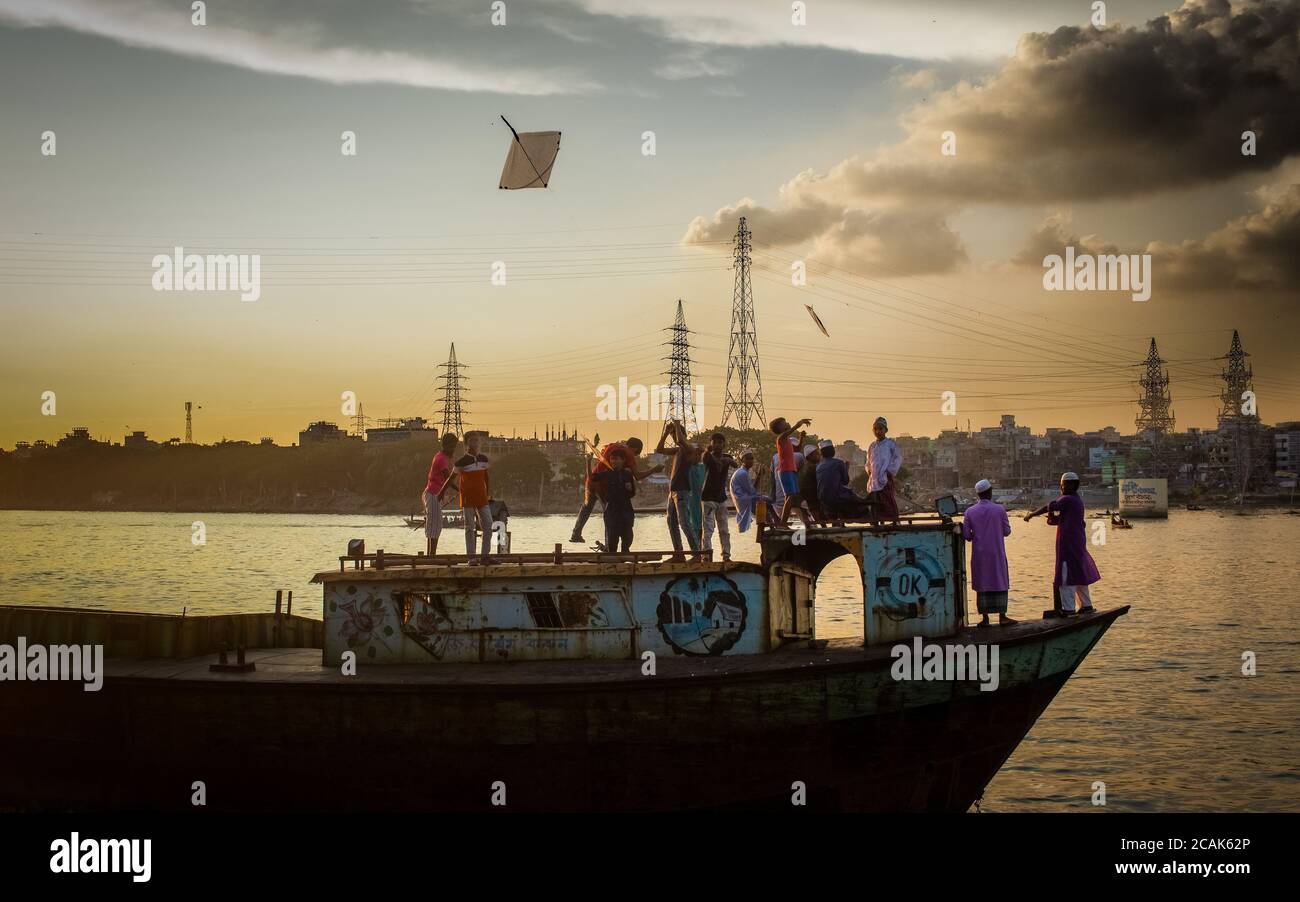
[1119,478,1168,518]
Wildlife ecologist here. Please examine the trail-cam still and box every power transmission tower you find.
[352,402,368,438]
[436,343,468,438]
[184,401,193,444]
[1135,338,1175,476]
[1212,330,1265,495]
[721,217,765,430]
[663,299,698,434]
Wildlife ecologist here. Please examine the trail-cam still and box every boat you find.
[403,508,467,530]
[0,503,1126,813]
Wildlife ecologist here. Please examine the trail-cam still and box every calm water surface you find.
[1,508,1297,812]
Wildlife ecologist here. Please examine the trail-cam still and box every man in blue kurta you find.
[1024,471,1100,615]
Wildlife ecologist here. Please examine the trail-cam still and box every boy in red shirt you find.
[770,416,813,529]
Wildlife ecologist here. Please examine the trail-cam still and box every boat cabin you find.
[313,514,968,666]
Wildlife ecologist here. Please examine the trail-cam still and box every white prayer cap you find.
[1061,471,1079,482]
[975,478,992,494]
[873,416,888,428]
[818,438,833,450]
[802,445,817,456]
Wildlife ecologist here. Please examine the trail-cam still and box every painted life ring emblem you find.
[656,574,748,656]
[874,545,947,612]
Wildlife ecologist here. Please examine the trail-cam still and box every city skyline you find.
[3,0,1298,448]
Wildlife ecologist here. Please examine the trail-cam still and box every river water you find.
[1,508,1296,812]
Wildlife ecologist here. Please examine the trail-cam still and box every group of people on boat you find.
[421,430,498,564]
[569,414,906,562]
[419,424,1103,623]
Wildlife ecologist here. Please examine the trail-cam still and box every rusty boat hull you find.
[0,606,1125,812]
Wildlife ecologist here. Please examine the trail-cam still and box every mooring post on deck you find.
[554,543,562,564]
[275,589,283,616]
[286,591,293,616]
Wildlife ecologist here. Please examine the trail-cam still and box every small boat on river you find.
[0,502,1125,813]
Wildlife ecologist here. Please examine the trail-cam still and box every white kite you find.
[498,116,561,189]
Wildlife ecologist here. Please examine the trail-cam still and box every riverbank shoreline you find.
[2,495,1295,517]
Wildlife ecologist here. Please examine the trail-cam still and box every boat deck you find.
[98,606,1127,690]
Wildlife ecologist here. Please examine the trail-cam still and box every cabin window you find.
[526,592,564,629]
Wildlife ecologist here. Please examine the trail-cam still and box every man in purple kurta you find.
[962,478,1015,626]
[1024,471,1100,615]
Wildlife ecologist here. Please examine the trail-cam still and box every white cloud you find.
[0,0,599,95]
[561,0,1073,60]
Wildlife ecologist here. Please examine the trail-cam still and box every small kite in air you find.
[805,304,830,338]
[498,116,561,189]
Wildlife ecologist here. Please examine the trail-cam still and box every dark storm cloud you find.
[684,0,1300,276]
[1015,181,1300,289]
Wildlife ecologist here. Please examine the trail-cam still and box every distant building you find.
[124,430,157,450]
[1275,422,1300,473]
[57,427,106,449]
[260,437,275,446]
[299,421,354,445]
[364,417,436,445]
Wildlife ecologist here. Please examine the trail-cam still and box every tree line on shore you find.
[0,438,581,513]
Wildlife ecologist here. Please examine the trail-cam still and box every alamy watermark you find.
[890,637,1000,692]
[0,638,103,691]
[50,833,150,882]
[596,378,705,423]
[1042,247,1151,302]
[152,246,261,301]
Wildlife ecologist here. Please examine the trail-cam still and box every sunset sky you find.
[2,0,1297,449]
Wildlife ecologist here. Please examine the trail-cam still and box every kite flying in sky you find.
[498,116,562,189]
[805,304,830,338]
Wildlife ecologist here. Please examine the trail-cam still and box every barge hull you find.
[0,610,1123,813]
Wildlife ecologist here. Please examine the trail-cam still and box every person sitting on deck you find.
[798,444,823,523]
[815,439,874,522]
[865,416,902,525]
[593,447,637,553]
[422,431,458,556]
[729,451,773,533]
[449,431,494,565]
[1023,471,1100,616]
[570,437,662,543]
[963,479,1015,627]
[770,416,814,529]
[657,420,702,561]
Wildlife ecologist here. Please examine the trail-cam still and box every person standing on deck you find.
[449,431,494,564]
[570,437,661,543]
[686,445,707,554]
[770,445,803,515]
[701,433,739,561]
[770,416,813,529]
[1023,471,1100,615]
[593,447,636,552]
[657,420,701,561]
[865,416,902,525]
[963,478,1015,627]
[422,432,458,556]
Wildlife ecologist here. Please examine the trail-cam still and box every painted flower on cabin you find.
[338,595,387,647]
[412,610,443,638]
